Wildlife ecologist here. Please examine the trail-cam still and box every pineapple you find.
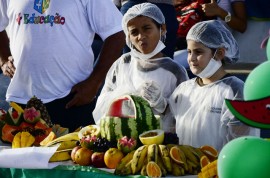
[25,96,53,127]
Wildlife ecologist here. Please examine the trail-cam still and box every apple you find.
[104,148,124,169]
[91,152,106,168]
[218,136,270,178]
[74,147,93,166]
[71,146,82,163]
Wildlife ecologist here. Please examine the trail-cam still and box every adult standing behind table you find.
[174,0,247,69]
[0,0,125,132]
[202,0,247,33]
[169,20,259,152]
[93,3,188,132]
[118,0,178,59]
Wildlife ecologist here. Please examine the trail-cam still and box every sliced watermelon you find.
[5,108,23,126]
[225,96,270,129]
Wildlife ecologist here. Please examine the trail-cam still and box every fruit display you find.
[114,143,218,177]
[100,95,161,143]
[0,100,55,146]
[0,95,221,178]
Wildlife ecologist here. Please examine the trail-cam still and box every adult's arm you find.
[202,0,247,33]
[0,30,15,77]
[66,31,125,108]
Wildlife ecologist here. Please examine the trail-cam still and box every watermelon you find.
[225,96,270,129]
[5,107,24,126]
[100,95,161,143]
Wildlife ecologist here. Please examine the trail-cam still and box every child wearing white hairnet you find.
[169,20,259,152]
[93,3,188,132]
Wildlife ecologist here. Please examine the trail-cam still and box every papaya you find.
[1,124,21,143]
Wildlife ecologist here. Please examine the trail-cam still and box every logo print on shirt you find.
[16,0,65,26]
[34,0,50,14]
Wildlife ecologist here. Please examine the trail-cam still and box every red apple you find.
[91,152,105,168]
[71,146,82,163]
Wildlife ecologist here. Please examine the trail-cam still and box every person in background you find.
[0,0,125,132]
[93,3,188,132]
[169,20,259,151]
[115,0,178,59]
[174,0,247,69]
[202,0,247,33]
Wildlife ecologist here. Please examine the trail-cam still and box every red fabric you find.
[175,0,207,38]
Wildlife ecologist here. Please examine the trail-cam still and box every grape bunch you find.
[93,137,116,152]
[163,132,179,145]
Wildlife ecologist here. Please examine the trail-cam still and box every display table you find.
[0,143,198,178]
[0,164,198,178]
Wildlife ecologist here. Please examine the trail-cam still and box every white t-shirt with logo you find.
[0,0,123,103]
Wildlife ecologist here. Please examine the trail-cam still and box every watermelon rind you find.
[225,98,270,129]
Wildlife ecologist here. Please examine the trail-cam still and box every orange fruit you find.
[200,145,218,161]
[200,155,210,168]
[74,147,93,166]
[146,161,162,178]
[169,146,186,164]
[104,148,124,169]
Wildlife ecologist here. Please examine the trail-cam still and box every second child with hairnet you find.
[93,3,188,132]
[169,20,259,152]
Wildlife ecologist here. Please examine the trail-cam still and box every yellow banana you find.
[10,102,24,113]
[171,161,185,176]
[157,153,167,176]
[192,147,206,161]
[187,159,200,175]
[114,150,135,175]
[55,140,78,151]
[12,132,21,148]
[131,145,148,174]
[178,145,199,166]
[45,132,79,146]
[140,164,147,176]
[115,159,133,176]
[49,149,72,162]
[158,145,172,172]
[147,144,158,163]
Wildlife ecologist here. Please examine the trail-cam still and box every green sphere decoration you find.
[218,137,270,178]
[244,61,270,100]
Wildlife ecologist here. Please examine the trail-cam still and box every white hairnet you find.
[186,20,240,63]
[122,3,165,46]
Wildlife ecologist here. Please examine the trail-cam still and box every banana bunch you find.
[115,143,218,177]
[44,132,80,162]
[12,131,35,148]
